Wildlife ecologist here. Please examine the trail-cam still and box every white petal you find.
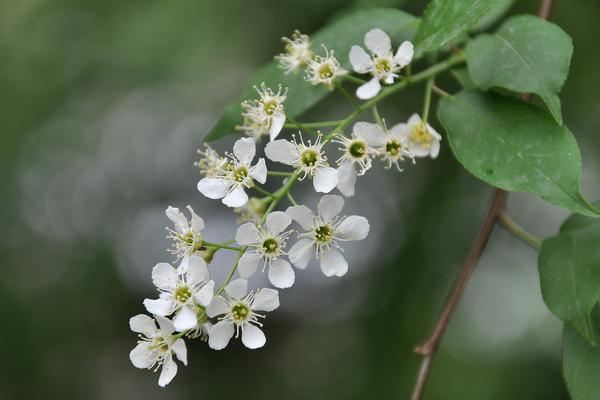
[364,28,392,57]
[430,139,440,159]
[349,45,373,74]
[241,324,266,349]
[194,280,215,307]
[394,41,414,67]
[383,73,396,85]
[171,339,188,366]
[252,288,280,311]
[265,139,298,164]
[173,306,198,332]
[225,278,248,300]
[151,263,178,291]
[237,252,261,279]
[165,206,187,233]
[158,356,178,387]
[206,295,229,318]
[288,238,314,269]
[407,113,422,126]
[197,178,230,199]
[356,77,381,100]
[336,162,357,197]
[144,296,175,317]
[318,194,345,221]
[269,113,286,141]
[129,342,156,369]
[233,137,256,165]
[268,258,295,289]
[313,166,338,193]
[250,157,267,184]
[390,122,410,139]
[285,205,315,230]
[222,186,248,208]
[266,211,292,235]
[353,121,385,146]
[320,249,348,277]
[186,255,209,286]
[336,215,370,241]
[175,255,190,274]
[129,314,157,337]
[186,205,205,231]
[208,320,235,350]
[235,222,261,245]
[408,143,431,158]
[427,123,442,140]
[155,315,175,335]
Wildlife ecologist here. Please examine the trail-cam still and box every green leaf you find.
[472,0,516,31]
[437,91,599,217]
[205,8,418,142]
[564,307,600,399]
[466,15,573,125]
[450,68,476,90]
[539,201,600,345]
[413,0,498,57]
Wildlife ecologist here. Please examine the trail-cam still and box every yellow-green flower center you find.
[300,149,319,167]
[231,303,250,322]
[315,224,333,243]
[233,166,249,182]
[348,140,367,159]
[262,237,279,254]
[174,285,192,303]
[152,337,170,352]
[409,123,432,149]
[263,99,278,115]
[375,58,392,73]
[319,62,334,79]
[385,140,402,157]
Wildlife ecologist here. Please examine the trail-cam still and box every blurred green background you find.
[2,0,599,398]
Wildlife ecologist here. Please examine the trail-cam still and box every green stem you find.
[498,213,542,251]
[267,170,294,177]
[336,81,359,109]
[422,78,434,123]
[203,241,243,252]
[287,191,298,206]
[286,116,319,135]
[345,74,367,85]
[252,185,274,197]
[283,120,344,129]
[372,104,384,127]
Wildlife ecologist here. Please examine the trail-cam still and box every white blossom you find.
[395,113,441,158]
[197,137,267,208]
[305,45,347,89]
[349,28,414,99]
[129,314,187,387]
[334,122,382,197]
[239,83,287,142]
[365,122,415,170]
[206,279,279,350]
[286,195,369,277]
[275,30,313,74]
[144,255,215,332]
[194,144,227,177]
[265,132,338,193]
[165,205,205,260]
[235,211,295,288]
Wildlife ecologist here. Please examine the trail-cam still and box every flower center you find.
[262,237,279,254]
[151,337,170,353]
[174,285,192,303]
[300,149,319,167]
[375,57,392,73]
[348,140,367,159]
[263,99,278,115]
[319,62,334,79]
[195,305,209,324]
[231,303,250,322]
[385,140,402,157]
[409,123,432,149]
[315,224,333,243]
[233,166,249,182]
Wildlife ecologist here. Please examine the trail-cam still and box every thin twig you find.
[498,213,542,251]
[409,1,554,398]
[431,83,450,98]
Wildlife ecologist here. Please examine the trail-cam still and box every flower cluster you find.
[130,27,442,387]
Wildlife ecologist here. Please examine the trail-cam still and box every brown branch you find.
[409,1,554,399]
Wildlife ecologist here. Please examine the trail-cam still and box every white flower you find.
[275,30,313,74]
[265,132,338,193]
[367,122,415,170]
[235,211,295,289]
[129,314,187,387]
[237,115,270,142]
[206,279,279,350]
[349,28,414,99]
[144,255,215,332]
[240,83,287,141]
[396,113,441,158]
[286,194,369,277]
[194,144,227,177]
[334,122,382,197]
[197,137,267,208]
[305,45,347,89]
[165,205,205,260]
